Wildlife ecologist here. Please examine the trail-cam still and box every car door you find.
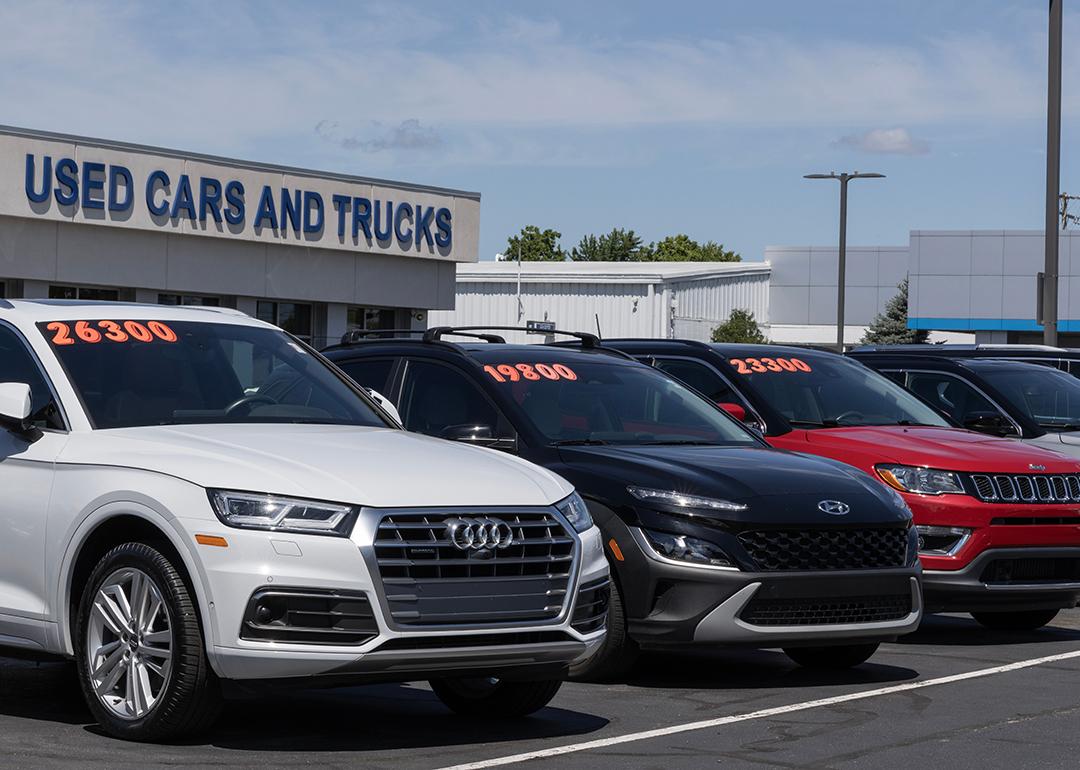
[0,322,69,649]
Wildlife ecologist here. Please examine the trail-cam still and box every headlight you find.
[208,490,357,537]
[641,528,736,569]
[915,525,971,556]
[627,487,748,512]
[556,491,593,533]
[876,465,965,496]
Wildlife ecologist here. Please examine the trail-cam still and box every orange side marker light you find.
[608,538,625,561]
[195,534,229,548]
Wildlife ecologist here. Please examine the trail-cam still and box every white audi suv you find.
[0,300,608,741]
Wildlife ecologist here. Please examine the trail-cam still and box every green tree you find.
[646,234,741,262]
[710,309,767,343]
[860,278,928,345]
[571,228,645,261]
[504,226,567,261]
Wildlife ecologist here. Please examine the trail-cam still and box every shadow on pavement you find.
[622,647,917,691]
[0,659,86,726]
[898,612,1080,647]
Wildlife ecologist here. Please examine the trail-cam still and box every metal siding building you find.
[428,262,770,343]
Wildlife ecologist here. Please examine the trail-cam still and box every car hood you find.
[555,444,909,525]
[796,425,1080,473]
[58,424,573,508]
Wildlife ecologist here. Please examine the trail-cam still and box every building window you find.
[347,306,397,331]
[159,293,220,307]
[49,285,120,302]
[256,301,313,341]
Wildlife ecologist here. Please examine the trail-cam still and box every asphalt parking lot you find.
[3,611,1080,769]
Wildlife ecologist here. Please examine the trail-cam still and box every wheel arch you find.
[58,503,213,659]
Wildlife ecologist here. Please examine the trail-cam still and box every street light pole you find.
[805,171,885,351]
[1043,0,1063,345]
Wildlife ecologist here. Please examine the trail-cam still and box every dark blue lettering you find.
[224,180,245,225]
[24,154,51,203]
[146,170,170,216]
[373,200,393,242]
[254,185,278,230]
[281,188,302,232]
[394,202,413,245]
[435,207,452,248]
[108,165,133,212]
[414,205,435,247]
[303,191,324,234]
[332,194,350,238]
[54,158,78,206]
[352,197,372,239]
[198,177,223,223]
[170,174,197,220]
[81,162,106,210]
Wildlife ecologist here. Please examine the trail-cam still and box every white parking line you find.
[436,648,1080,770]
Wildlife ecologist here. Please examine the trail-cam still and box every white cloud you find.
[834,127,930,155]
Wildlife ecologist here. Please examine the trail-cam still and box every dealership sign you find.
[2,131,478,262]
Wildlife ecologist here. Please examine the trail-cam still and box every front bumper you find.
[623,529,922,647]
[923,547,1080,612]
[181,510,609,681]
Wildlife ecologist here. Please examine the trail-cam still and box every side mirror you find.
[366,388,402,426]
[963,411,1017,437]
[717,402,747,421]
[0,383,40,441]
[441,424,498,444]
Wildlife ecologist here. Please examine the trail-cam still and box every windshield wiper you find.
[635,440,720,446]
[551,438,610,446]
[786,419,836,429]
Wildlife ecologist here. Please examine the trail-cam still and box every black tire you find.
[972,609,1059,631]
[429,677,562,717]
[567,577,639,682]
[74,542,221,741]
[783,642,880,670]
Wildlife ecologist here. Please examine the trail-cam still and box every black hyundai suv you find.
[322,327,922,678]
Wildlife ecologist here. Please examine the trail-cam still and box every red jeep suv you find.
[604,340,1080,631]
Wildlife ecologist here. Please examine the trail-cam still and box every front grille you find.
[740,594,912,626]
[373,510,576,626]
[970,473,1080,504]
[737,528,908,571]
[571,577,610,634]
[980,557,1080,584]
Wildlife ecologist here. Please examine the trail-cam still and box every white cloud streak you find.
[834,127,930,155]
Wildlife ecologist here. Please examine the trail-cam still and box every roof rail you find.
[423,326,600,348]
[975,343,1068,352]
[340,328,427,345]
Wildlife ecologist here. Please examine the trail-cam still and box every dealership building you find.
[0,126,480,347]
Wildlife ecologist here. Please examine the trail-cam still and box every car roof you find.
[604,338,843,360]
[327,337,639,366]
[0,299,258,326]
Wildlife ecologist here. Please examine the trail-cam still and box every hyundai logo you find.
[818,500,850,515]
[445,517,515,551]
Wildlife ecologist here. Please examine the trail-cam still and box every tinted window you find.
[478,358,759,446]
[654,358,739,403]
[903,372,999,424]
[731,354,950,428]
[399,360,509,439]
[337,358,395,393]
[975,365,1080,430]
[40,320,385,429]
[0,324,63,429]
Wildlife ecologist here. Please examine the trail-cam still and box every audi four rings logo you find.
[818,500,851,515]
[445,517,515,550]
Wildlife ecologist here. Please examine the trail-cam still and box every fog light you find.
[641,528,736,569]
[916,525,971,556]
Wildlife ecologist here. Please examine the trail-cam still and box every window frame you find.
[0,320,70,433]
[649,354,766,432]
[883,366,1022,436]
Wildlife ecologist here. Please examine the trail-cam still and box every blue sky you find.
[1,1,1078,261]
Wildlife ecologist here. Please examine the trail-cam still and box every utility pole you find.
[805,171,885,351]
[1043,0,1063,344]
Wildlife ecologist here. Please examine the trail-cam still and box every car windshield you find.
[481,357,760,446]
[975,364,1080,431]
[39,319,386,429]
[726,352,951,428]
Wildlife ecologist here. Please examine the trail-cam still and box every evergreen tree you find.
[711,309,767,343]
[860,278,928,345]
